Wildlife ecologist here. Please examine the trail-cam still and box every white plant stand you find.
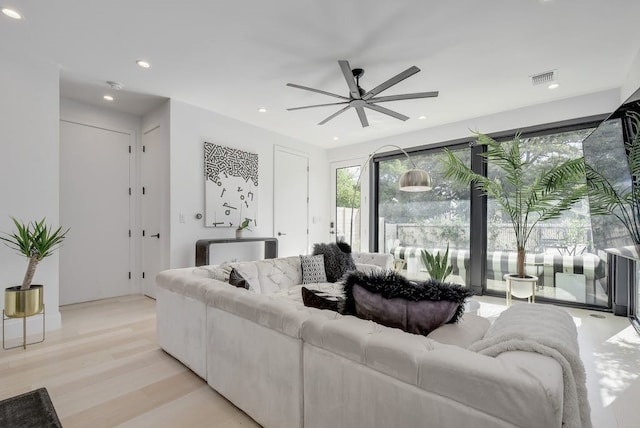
[504,274,538,305]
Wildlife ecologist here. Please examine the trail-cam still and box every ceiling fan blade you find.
[318,105,352,125]
[369,91,439,103]
[364,103,409,121]
[355,106,369,127]
[287,101,349,111]
[338,60,362,100]
[362,66,420,101]
[286,83,350,100]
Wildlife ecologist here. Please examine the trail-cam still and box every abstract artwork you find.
[204,142,258,228]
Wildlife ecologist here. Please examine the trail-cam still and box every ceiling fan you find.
[286,60,438,128]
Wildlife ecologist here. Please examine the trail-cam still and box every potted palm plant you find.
[1,218,68,319]
[443,132,587,298]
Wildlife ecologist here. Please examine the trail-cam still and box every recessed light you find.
[418,116,427,120]
[333,136,339,141]
[2,8,22,19]
[103,95,114,101]
[136,60,151,69]
[257,107,267,113]
[548,83,559,89]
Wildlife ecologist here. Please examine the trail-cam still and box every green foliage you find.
[1,217,69,289]
[336,167,360,208]
[442,132,587,277]
[586,111,640,244]
[420,245,453,282]
[1,217,68,261]
[238,218,253,231]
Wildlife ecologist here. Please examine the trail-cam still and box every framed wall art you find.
[204,142,258,228]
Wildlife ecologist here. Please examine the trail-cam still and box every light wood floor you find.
[2,294,639,427]
[0,295,259,428]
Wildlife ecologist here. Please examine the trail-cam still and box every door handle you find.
[150,233,160,239]
[277,232,287,236]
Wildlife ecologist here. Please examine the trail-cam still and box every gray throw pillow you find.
[300,254,328,284]
[229,268,249,289]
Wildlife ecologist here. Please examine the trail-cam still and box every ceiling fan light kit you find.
[287,60,439,128]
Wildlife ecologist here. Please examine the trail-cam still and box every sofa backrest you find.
[228,256,303,293]
[352,252,394,270]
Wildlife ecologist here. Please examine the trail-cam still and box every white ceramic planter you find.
[503,274,537,304]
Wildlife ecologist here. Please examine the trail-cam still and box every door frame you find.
[329,157,368,252]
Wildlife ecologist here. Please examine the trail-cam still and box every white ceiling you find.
[2,0,639,148]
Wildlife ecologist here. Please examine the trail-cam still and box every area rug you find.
[0,388,62,427]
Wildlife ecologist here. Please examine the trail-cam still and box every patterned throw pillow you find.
[300,254,328,284]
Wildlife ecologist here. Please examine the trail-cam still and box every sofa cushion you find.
[312,242,356,282]
[300,254,328,284]
[427,313,490,347]
[343,271,473,335]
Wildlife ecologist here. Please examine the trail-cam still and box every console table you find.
[195,237,278,266]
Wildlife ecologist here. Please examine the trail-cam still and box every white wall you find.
[622,47,640,102]
[168,100,329,268]
[0,50,61,337]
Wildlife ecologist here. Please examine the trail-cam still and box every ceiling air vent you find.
[531,70,556,86]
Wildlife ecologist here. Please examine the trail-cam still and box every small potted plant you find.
[1,218,68,319]
[420,244,453,282]
[235,218,253,239]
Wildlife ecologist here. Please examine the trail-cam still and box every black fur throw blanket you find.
[343,270,474,324]
[312,242,356,282]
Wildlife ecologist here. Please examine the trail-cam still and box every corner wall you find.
[622,47,640,102]
[0,50,61,336]
[168,100,329,268]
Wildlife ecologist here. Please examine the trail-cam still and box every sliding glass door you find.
[376,146,471,286]
[485,128,607,306]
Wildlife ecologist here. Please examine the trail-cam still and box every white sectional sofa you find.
[156,253,590,428]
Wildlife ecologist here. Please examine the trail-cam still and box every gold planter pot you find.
[3,285,45,350]
[4,285,44,318]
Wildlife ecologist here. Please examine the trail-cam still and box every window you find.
[371,117,612,309]
[377,146,471,286]
[485,128,606,306]
[335,165,361,249]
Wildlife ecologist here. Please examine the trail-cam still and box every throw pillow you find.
[301,286,344,313]
[312,242,356,282]
[300,254,328,284]
[343,270,473,335]
[229,268,249,289]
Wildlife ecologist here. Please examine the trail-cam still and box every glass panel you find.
[378,147,471,286]
[335,166,361,248]
[486,128,609,305]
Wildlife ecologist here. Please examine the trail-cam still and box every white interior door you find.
[141,125,166,298]
[60,121,132,305]
[274,147,309,256]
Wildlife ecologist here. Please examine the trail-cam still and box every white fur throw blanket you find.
[468,304,592,428]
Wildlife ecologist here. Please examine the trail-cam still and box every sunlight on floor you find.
[594,325,640,407]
